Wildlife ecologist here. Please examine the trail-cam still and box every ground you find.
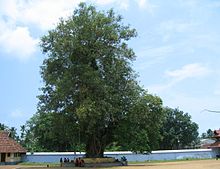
[1,159,220,169]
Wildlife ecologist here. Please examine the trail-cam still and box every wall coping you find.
[151,149,212,154]
[26,149,212,156]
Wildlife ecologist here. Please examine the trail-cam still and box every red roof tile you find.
[208,141,220,148]
[213,130,220,138]
[0,131,26,153]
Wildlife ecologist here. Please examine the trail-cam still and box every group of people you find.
[60,157,85,167]
[74,157,85,167]
[61,157,70,162]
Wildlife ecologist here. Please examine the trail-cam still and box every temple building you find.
[0,131,26,165]
[208,129,220,157]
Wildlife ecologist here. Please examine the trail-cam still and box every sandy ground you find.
[1,159,220,169]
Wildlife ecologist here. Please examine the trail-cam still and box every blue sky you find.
[0,0,220,134]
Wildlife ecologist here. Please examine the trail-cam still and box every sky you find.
[0,0,220,134]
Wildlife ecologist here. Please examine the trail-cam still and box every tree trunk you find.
[85,136,105,158]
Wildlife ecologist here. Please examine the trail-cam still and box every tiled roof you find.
[0,131,26,153]
[213,130,220,138]
[208,141,220,148]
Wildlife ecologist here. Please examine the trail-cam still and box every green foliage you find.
[19,117,44,152]
[116,93,164,152]
[22,112,83,152]
[159,108,199,150]
[0,123,20,142]
[0,123,9,130]
[25,3,165,157]
[9,127,19,141]
[201,129,214,139]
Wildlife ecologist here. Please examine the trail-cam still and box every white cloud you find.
[0,0,157,32]
[20,0,84,30]
[136,45,174,70]
[0,0,86,32]
[94,0,129,10]
[0,0,83,60]
[135,0,156,13]
[147,63,211,93]
[0,26,38,60]
[136,0,146,7]
[0,0,19,21]
[1,0,129,31]
[165,63,211,81]
[0,0,132,60]
[2,0,82,31]
[147,80,176,94]
[95,0,155,11]
[118,0,129,10]
[158,20,199,42]
[10,109,26,118]
[95,0,116,5]
[0,0,158,61]
[160,20,196,33]
[141,45,174,59]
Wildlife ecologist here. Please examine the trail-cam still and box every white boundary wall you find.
[22,149,215,163]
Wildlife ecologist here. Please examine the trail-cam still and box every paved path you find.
[0,166,20,169]
[0,166,45,169]
[2,159,220,169]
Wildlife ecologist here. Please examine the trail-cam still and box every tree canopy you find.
[29,3,165,157]
[159,108,199,150]
[201,129,214,139]
[0,123,20,141]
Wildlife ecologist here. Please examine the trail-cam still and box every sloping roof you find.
[200,139,215,145]
[200,139,215,148]
[0,131,26,153]
[208,141,220,148]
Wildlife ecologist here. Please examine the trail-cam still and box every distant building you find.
[200,138,215,149]
[0,131,26,165]
[208,129,220,156]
